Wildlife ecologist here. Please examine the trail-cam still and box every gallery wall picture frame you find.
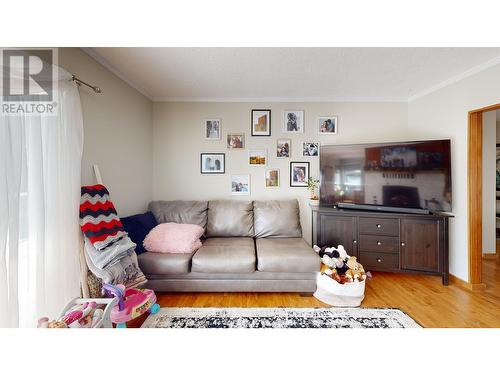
[290,161,310,187]
[231,174,251,195]
[303,141,320,156]
[204,119,222,140]
[227,133,245,149]
[248,149,267,166]
[277,138,291,158]
[265,169,280,188]
[283,110,304,133]
[200,152,225,174]
[317,116,338,135]
[251,109,271,136]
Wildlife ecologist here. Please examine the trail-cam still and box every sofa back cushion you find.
[148,200,209,229]
[207,200,254,237]
[253,199,302,238]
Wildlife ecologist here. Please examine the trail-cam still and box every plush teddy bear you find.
[345,256,366,282]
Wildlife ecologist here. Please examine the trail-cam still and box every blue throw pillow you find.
[121,211,158,254]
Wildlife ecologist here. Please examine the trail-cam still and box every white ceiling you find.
[85,47,500,102]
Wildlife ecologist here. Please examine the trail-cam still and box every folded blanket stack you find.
[80,184,147,288]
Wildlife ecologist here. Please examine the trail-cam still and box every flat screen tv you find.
[319,139,452,214]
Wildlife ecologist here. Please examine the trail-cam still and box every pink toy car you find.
[102,284,160,328]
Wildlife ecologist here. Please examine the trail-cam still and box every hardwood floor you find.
[129,258,500,328]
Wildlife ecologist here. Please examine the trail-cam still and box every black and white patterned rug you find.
[141,307,421,328]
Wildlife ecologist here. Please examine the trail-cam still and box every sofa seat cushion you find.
[138,252,194,275]
[256,238,319,272]
[253,200,302,238]
[191,237,256,273]
[206,200,254,237]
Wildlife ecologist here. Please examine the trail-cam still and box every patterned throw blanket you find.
[80,184,127,250]
[80,184,147,288]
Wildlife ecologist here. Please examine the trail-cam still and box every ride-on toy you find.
[102,283,160,328]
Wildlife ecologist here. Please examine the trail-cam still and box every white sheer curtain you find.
[0,65,84,327]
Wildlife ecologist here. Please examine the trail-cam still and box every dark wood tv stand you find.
[311,205,451,285]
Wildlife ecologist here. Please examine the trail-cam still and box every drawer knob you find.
[401,242,406,247]
[376,241,382,246]
[377,258,382,263]
[353,240,357,244]
[376,224,382,228]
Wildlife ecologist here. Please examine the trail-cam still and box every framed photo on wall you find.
[251,109,271,136]
[227,133,245,149]
[200,153,225,174]
[283,110,304,133]
[265,169,280,188]
[290,161,309,187]
[231,174,250,195]
[318,116,337,134]
[303,141,319,156]
[276,139,291,158]
[248,149,267,166]
[204,119,222,140]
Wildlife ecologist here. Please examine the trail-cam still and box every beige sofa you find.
[138,199,319,292]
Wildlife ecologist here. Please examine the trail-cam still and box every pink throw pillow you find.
[143,223,204,254]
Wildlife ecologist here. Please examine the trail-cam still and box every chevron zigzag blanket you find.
[80,184,147,287]
[80,184,127,250]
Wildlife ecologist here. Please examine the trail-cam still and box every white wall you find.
[482,110,496,254]
[58,48,153,216]
[408,63,500,281]
[152,101,408,244]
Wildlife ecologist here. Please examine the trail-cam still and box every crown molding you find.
[408,55,500,102]
[152,96,408,103]
[80,47,153,101]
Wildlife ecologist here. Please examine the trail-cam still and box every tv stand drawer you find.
[359,217,399,236]
[359,251,399,271]
[359,234,399,253]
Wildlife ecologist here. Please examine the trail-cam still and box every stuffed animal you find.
[315,245,350,276]
[345,256,366,282]
[320,263,342,283]
[332,253,349,275]
[315,244,367,284]
[321,254,335,268]
[336,245,349,260]
[313,245,333,258]
[314,245,349,274]
[48,320,68,328]
[320,262,332,275]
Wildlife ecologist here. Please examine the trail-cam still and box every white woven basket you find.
[313,273,365,307]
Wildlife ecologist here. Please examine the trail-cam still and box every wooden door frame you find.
[468,103,500,289]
